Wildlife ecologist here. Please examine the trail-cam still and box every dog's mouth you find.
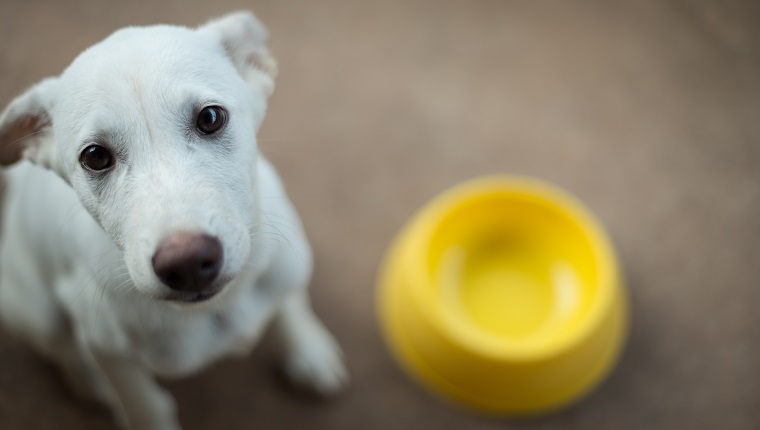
[158,277,232,304]
[163,289,220,303]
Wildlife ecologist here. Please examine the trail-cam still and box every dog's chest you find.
[129,285,278,377]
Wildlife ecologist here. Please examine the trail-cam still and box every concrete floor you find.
[0,0,758,429]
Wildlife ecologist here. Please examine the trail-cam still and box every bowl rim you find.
[402,176,620,361]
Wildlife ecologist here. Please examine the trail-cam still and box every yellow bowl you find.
[377,177,627,415]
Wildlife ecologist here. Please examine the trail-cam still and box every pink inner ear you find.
[246,50,277,77]
[0,113,51,166]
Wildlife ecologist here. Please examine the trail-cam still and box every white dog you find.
[0,11,347,430]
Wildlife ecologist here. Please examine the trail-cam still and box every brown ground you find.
[0,1,759,429]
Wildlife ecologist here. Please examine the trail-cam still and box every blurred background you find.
[0,0,759,429]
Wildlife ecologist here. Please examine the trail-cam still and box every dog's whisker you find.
[108,277,134,313]
[265,222,303,260]
[71,246,119,273]
[258,212,300,233]
[81,261,114,309]
[247,220,296,238]
[93,264,115,311]
[71,256,113,303]
[94,271,114,325]
[69,248,122,305]
[247,231,292,247]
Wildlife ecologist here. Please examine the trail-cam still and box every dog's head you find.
[0,12,277,303]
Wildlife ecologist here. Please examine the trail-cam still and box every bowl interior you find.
[424,191,602,346]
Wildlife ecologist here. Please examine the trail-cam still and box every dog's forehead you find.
[60,25,233,100]
[54,24,243,136]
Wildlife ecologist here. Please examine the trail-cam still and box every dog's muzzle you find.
[152,232,224,302]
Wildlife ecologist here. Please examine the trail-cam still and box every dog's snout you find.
[152,233,223,294]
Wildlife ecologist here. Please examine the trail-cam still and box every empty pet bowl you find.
[377,177,627,415]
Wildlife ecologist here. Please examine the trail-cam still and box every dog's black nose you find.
[152,233,223,293]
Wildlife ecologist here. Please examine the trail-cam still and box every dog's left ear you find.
[0,77,59,169]
[199,11,277,97]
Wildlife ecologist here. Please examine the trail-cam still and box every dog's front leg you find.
[272,292,349,395]
[91,351,180,430]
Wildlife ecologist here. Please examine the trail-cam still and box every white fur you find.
[0,11,347,430]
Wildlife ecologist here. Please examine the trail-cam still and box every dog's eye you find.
[80,145,114,171]
[196,106,226,135]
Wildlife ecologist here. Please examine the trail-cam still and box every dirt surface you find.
[0,1,758,429]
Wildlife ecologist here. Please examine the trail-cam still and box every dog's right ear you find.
[199,11,278,97]
[0,78,59,168]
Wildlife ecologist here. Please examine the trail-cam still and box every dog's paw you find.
[283,327,349,396]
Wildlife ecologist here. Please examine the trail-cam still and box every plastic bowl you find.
[377,177,627,415]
